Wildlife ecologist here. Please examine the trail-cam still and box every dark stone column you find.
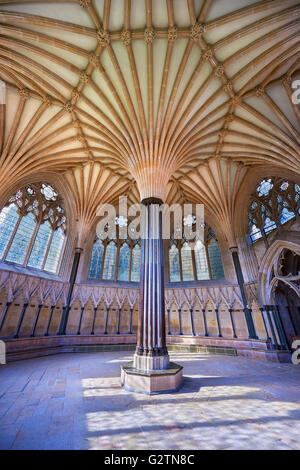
[134,198,169,371]
[273,306,289,350]
[77,305,85,335]
[31,304,43,337]
[202,308,208,336]
[45,305,55,336]
[190,308,195,336]
[167,308,171,335]
[58,248,82,335]
[129,308,133,334]
[230,247,258,339]
[178,308,183,335]
[104,307,110,334]
[116,308,121,334]
[259,307,271,342]
[229,308,237,338]
[14,303,29,338]
[264,305,279,348]
[0,301,11,336]
[91,305,97,335]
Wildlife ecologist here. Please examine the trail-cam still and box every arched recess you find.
[258,238,300,307]
[0,171,77,280]
[234,166,300,284]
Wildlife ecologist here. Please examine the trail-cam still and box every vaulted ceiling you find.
[0,0,299,243]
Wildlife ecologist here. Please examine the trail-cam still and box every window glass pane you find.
[102,242,117,280]
[181,243,194,281]
[6,212,36,265]
[88,239,104,279]
[195,240,210,280]
[208,238,224,279]
[131,244,141,282]
[169,244,180,282]
[44,227,64,273]
[0,204,19,259]
[117,244,130,281]
[27,222,52,269]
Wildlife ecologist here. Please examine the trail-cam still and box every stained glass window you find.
[169,228,224,282]
[0,204,19,259]
[0,183,66,274]
[102,242,117,280]
[28,221,52,269]
[181,243,194,281]
[207,238,224,279]
[88,239,104,279]
[117,243,130,281]
[131,244,141,282]
[248,177,300,243]
[169,244,180,282]
[194,240,210,280]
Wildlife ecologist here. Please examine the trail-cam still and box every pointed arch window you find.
[248,177,300,243]
[102,241,117,280]
[131,244,141,282]
[169,227,224,282]
[0,183,66,274]
[117,243,130,281]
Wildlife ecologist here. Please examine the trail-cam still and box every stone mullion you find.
[129,243,133,281]
[41,229,54,270]
[191,248,197,281]
[114,241,121,282]
[23,220,40,267]
[100,242,107,280]
[205,243,213,280]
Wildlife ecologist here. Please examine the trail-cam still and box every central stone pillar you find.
[134,198,169,371]
[121,198,183,394]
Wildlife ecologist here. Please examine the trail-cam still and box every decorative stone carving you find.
[79,72,89,84]
[168,26,178,43]
[232,96,241,106]
[282,74,292,86]
[190,22,206,41]
[42,95,52,107]
[223,81,233,94]
[64,102,74,113]
[215,65,225,77]
[97,28,110,46]
[144,27,155,43]
[79,0,90,7]
[121,30,131,46]
[255,85,265,97]
[18,88,30,100]
[203,47,213,60]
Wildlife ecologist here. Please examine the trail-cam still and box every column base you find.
[121,362,183,395]
[133,352,170,371]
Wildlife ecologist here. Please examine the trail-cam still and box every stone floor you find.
[0,351,300,450]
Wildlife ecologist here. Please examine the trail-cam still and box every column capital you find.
[229,246,238,253]
[141,197,163,206]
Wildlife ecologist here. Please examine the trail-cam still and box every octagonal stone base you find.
[120,362,183,395]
